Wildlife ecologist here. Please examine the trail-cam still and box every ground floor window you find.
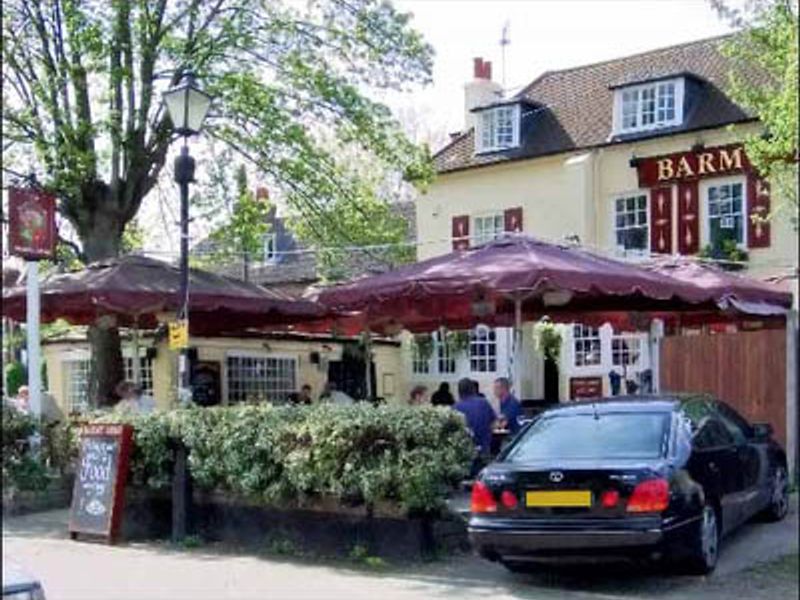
[124,355,154,395]
[411,336,431,374]
[435,331,456,374]
[573,324,601,367]
[63,359,91,413]
[472,213,504,246]
[612,336,642,367]
[226,355,297,404]
[470,326,497,373]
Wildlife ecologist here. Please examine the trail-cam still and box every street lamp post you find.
[163,73,212,404]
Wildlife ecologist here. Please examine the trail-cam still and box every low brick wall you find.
[2,475,74,517]
[121,487,468,560]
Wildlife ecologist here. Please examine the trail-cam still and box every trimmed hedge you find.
[94,404,474,513]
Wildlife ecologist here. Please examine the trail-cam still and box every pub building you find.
[411,35,797,410]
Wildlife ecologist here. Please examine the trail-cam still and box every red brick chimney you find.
[473,57,492,81]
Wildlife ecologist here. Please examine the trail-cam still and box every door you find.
[716,402,765,519]
[543,358,559,402]
[689,416,741,534]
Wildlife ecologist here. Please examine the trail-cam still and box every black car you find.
[469,395,789,574]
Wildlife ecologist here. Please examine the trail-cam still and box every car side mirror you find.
[752,422,773,441]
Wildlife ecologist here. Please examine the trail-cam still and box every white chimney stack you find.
[464,57,502,132]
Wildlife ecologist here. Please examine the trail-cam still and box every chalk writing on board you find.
[76,438,116,517]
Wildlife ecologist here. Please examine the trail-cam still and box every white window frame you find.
[434,331,456,374]
[225,351,297,404]
[263,232,277,264]
[611,191,649,257]
[470,326,498,373]
[701,175,748,249]
[475,104,520,153]
[411,336,432,375]
[612,336,642,367]
[123,349,154,395]
[63,357,91,414]
[573,324,601,368]
[613,78,684,135]
[472,212,505,246]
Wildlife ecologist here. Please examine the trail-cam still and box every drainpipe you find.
[786,310,798,482]
[649,318,664,393]
[513,297,523,396]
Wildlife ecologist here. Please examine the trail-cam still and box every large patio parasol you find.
[314,235,742,335]
[642,256,792,317]
[1,255,323,335]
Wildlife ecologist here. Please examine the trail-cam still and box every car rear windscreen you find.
[504,412,671,462]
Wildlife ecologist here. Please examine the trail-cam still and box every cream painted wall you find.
[42,336,404,415]
[418,152,592,260]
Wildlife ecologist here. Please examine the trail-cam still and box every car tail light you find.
[600,489,620,508]
[500,490,518,509]
[626,478,670,513]
[471,481,498,513]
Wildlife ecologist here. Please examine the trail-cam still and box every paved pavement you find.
[3,498,798,600]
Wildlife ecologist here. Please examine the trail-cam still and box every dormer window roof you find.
[611,76,685,135]
[473,102,521,154]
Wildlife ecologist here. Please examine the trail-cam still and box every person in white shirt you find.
[320,381,354,405]
[114,381,156,414]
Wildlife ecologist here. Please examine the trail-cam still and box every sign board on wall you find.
[8,187,57,260]
[68,424,133,543]
[569,377,603,400]
[634,144,750,188]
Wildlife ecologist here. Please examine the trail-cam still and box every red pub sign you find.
[8,186,57,260]
[632,144,770,254]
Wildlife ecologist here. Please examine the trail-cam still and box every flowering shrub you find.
[2,403,48,492]
[94,404,474,513]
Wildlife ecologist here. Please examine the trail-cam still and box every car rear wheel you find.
[762,466,789,522]
[683,504,719,575]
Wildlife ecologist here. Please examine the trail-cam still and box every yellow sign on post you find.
[168,320,189,350]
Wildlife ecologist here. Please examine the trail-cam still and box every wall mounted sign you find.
[569,376,603,400]
[8,186,57,260]
[635,144,750,188]
[168,320,189,350]
[69,424,133,543]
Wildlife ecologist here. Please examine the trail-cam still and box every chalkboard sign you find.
[69,424,133,542]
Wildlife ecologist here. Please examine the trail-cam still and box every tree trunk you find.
[81,205,126,407]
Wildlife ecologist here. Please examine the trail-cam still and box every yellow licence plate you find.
[526,490,592,507]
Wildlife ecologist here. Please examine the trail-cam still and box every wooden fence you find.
[661,328,787,448]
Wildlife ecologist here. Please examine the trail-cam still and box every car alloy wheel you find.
[770,467,789,520]
[700,505,719,568]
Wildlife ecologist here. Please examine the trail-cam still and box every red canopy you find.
[642,257,793,316]
[2,255,323,335]
[313,235,732,334]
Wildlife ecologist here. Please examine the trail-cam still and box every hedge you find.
[93,404,475,514]
[2,403,49,492]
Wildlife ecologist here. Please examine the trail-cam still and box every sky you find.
[388,0,736,139]
[138,0,739,253]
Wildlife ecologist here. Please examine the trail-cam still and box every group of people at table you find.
[409,377,523,462]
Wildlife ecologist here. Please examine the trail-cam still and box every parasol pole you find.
[131,315,141,387]
[363,329,372,400]
[26,260,42,420]
[513,296,523,397]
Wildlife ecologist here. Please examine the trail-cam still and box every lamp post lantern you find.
[163,73,212,404]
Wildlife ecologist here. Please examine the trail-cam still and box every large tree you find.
[712,0,799,227]
[2,0,434,404]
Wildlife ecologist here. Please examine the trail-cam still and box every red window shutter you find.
[504,207,523,233]
[452,215,470,250]
[649,186,673,254]
[677,181,699,255]
[747,174,771,248]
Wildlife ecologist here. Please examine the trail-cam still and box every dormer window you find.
[613,78,684,135]
[475,104,520,153]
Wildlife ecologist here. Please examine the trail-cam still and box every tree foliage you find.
[2,0,434,402]
[712,0,799,225]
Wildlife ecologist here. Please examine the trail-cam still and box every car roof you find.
[540,395,683,417]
